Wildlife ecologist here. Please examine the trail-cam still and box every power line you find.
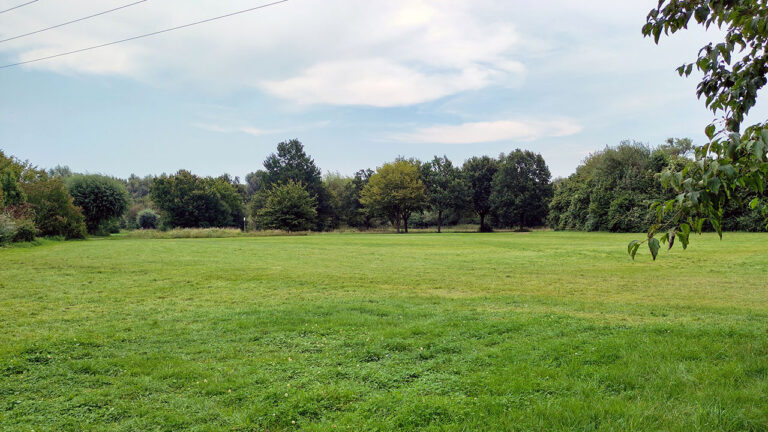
[0,0,148,44]
[0,0,38,15]
[0,0,288,69]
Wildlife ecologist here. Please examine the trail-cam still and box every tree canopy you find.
[66,174,129,234]
[360,160,426,233]
[549,142,673,232]
[491,150,552,228]
[258,139,331,230]
[462,156,499,232]
[421,156,469,233]
[150,170,243,229]
[255,180,317,232]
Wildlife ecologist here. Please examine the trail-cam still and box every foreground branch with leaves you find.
[630,0,768,260]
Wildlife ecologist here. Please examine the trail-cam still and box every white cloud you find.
[193,123,280,137]
[261,59,503,107]
[395,119,583,144]
[0,0,524,106]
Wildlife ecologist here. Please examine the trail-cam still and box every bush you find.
[94,219,121,236]
[0,214,16,245]
[12,218,36,242]
[137,209,159,229]
[23,178,87,239]
[255,181,317,231]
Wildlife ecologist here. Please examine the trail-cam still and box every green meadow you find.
[1,232,767,431]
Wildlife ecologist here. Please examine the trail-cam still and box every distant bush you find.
[137,209,159,229]
[12,218,36,242]
[94,219,121,236]
[0,214,16,245]
[256,180,317,232]
[23,178,87,239]
[114,227,305,240]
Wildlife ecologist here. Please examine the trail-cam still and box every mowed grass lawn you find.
[1,232,767,431]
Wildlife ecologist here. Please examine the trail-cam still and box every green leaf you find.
[707,177,721,194]
[678,228,690,250]
[705,124,716,139]
[627,240,641,260]
[694,6,708,23]
[749,197,759,210]
[660,170,672,187]
[660,232,669,245]
[648,237,661,261]
[694,218,705,234]
[711,218,722,239]
[754,140,766,161]
[719,164,736,177]
[668,230,676,250]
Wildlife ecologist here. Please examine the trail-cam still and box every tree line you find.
[548,139,767,233]
[1,137,765,245]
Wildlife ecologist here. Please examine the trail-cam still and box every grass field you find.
[1,232,767,431]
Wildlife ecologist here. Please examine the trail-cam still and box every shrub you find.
[0,214,16,245]
[94,219,121,236]
[255,181,317,231]
[12,218,36,242]
[137,209,159,229]
[23,178,87,239]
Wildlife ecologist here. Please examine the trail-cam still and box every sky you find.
[1,0,765,180]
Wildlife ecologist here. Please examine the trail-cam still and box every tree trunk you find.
[437,210,442,233]
[403,213,409,233]
[479,213,486,232]
[393,215,401,233]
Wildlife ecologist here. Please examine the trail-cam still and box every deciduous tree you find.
[421,155,469,233]
[150,170,242,229]
[462,156,498,232]
[66,174,129,234]
[261,140,331,230]
[491,150,553,228]
[360,160,426,233]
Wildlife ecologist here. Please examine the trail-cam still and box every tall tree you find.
[47,165,73,179]
[323,172,357,229]
[244,170,267,199]
[491,150,553,228]
[633,0,768,259]
[421,155,469,233]
[360,160,426,233]
[260,140,331,230]
[462,156,498,232]
[126,174,154,202]
[66,174,129,234]
[352,168,375,229]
